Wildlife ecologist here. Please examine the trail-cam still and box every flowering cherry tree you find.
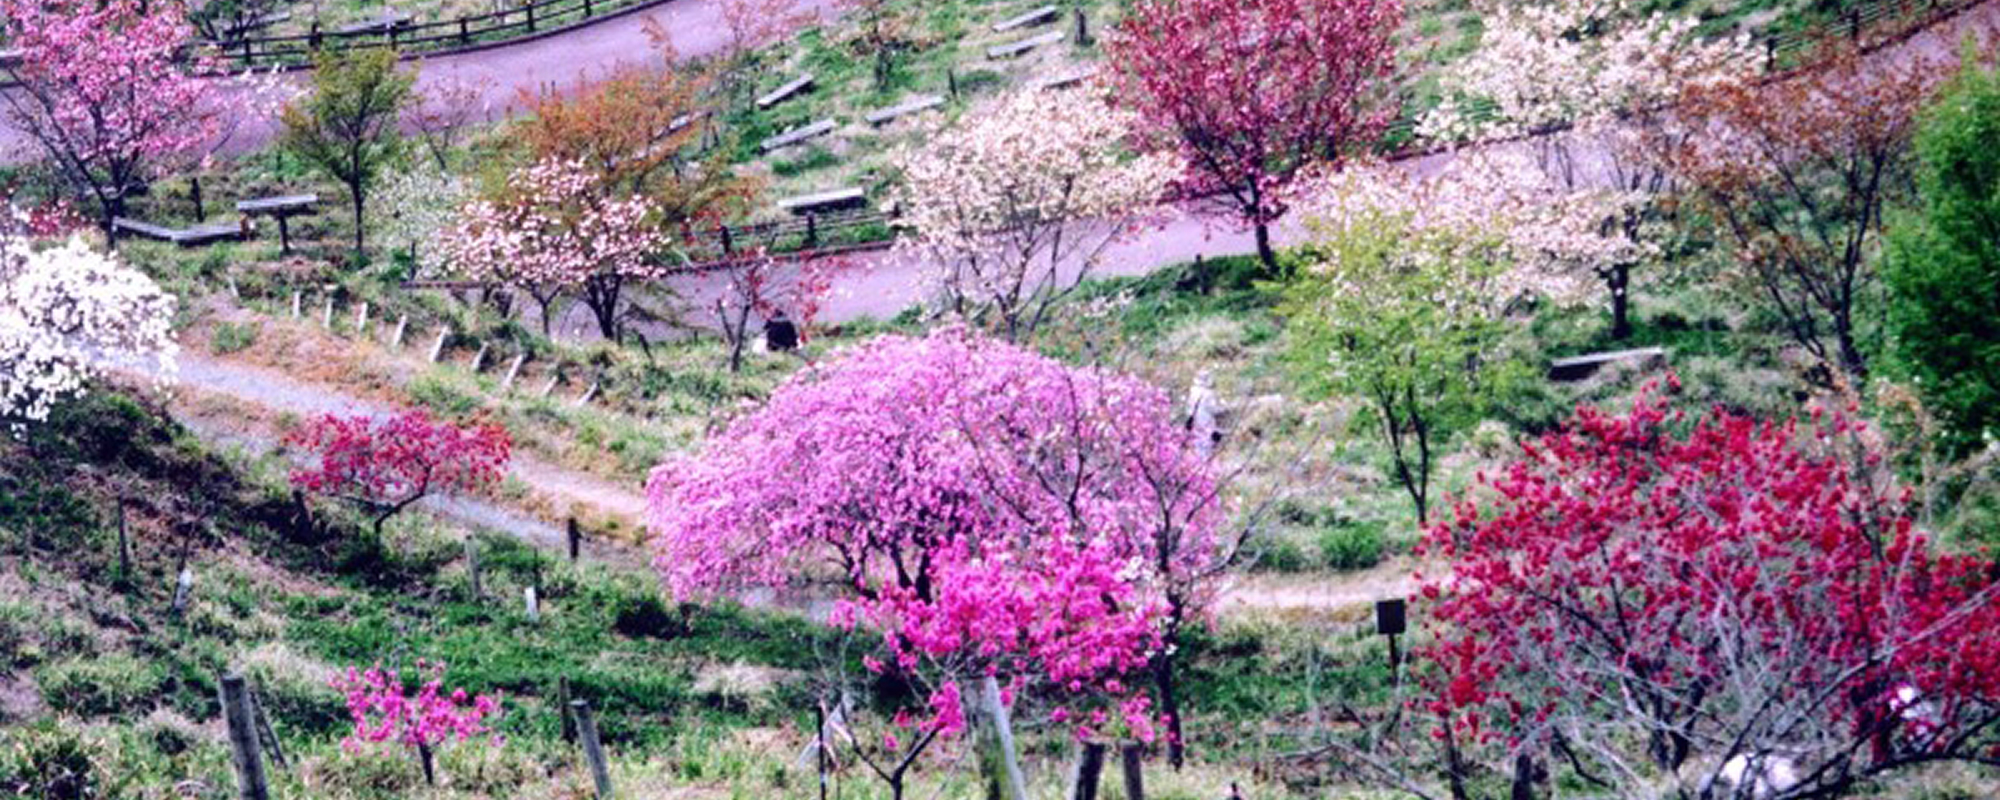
[443,159,667,340]
[1415,0,1758,338]
[647,327,1228,767]
[330,660,501,785]
[893,89,1182,340]
[1106,0,1401,271]
[707,249,850,372]
[0,0,223,238]
[1408,385,2000,799]
[0,228,177,429]
[287,411,512,539]
[1665,47,1949,378]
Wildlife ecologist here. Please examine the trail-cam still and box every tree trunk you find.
[350,185,367,256]
[1153,651,1185,770]
[1253,222,1278,274]
[1608,263,1632,340]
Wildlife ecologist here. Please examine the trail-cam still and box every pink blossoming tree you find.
[287,411,513,539]
[330,659,501,785]
[0,0,224,238]
[442,158,668,340]
[647,327,1229,774]
[1106,0,1401,271]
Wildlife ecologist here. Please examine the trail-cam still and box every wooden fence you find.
[208,0,669,69]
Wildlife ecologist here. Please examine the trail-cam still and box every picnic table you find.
[777,188,866,216]
[236,194,319,254]
[1547,347,1667,382]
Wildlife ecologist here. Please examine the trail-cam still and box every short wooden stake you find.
[220,673,271,800]
[429,329,449,363]
[471,342,490,373]
[572,700,615,799]
[1070,742,1108,800]
[115,497,132,586]
[524,586,540,623]
[354,302,370,335]
[465,537,482,597]
[558,676,576,743]
[320,295,334,329]
[567,517,581,561]
[171,565,194,616]
[1120,743,1145,800]
[290,291,300,319]
[391,315,409,348]
[502,354,527,389]
[539,375,560,398]
[983,676,1029,800]
[227,276,242,300]
[573,382,598,407]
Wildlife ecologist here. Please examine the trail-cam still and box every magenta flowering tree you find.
[329,660,501,785]
[0,0,223,238]
[1106,0,1402,271]
[647,327,1230,770]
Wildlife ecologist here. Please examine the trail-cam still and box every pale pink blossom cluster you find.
[891,89,1182,338]
[0,228,177,426]
[329,660,501,753]
[1416,0,1757,142]
[443,158,666,290]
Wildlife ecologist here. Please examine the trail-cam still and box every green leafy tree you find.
[1280,196,1530,524]
[279,48,415,256]
[1887,53,2000,457]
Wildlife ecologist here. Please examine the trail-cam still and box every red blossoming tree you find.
[1402,384,2000,800]
[288,412,513,539]
[1106,0,1402,271]
[0,0,223,238]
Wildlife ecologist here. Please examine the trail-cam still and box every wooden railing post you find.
[527,2,537,31]
[459,16,470,43]
[572,700,614,798]
[220,673,271,800]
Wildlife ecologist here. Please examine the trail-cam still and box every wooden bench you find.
[760,119,837,153]
[113,217,246,247]
[337,11,413,34]
[864,95,945,126]
[756,74,816,110]
[1037,69,1095,91]
[992,4,1058,32]
[1547,347,1667,382]
[777,188,866,216]
[0,49,25,70]
[236,194,319,254]
[988,30,1063,59]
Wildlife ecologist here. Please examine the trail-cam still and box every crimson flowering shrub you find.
[1413,381,2000,798]
[330,660,500,785]
[287,411,512,539]
[647,327,1225,783]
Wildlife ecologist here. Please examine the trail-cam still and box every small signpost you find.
[1376,597,1407,671]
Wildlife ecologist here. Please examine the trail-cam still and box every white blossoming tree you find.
[1416,0,1756,338]
[378,163,472,282]
[892,88,1183,341]
[1,227,177,428]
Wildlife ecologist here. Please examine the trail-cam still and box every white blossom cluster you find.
[0,230,177,426]
[1417,0,1758,142]
[379,163,472,280]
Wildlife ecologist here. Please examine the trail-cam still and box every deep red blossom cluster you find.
[1417,382,2000,790]
[288,411,513,537]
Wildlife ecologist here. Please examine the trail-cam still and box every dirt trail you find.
[160,354,650,539]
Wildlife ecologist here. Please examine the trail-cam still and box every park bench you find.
[777,188,866,216]
[0,49,24,69]
[992,5,1058,32]
[340,10,414,33]
[760,119,837,153]
[1037,69,1095,91]
[756,74,816,109]
[1547,346,1667,382]
[236,194,319,254]
[864,95,944,126]
[987,30,1063,59]
[113,217,246,247]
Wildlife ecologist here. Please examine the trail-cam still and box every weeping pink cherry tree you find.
[646,327,1231,782]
